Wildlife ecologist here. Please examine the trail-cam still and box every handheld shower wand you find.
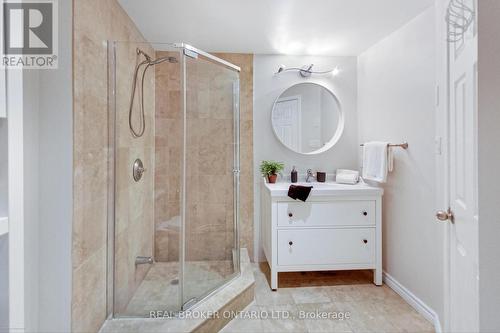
[128,48,178,138]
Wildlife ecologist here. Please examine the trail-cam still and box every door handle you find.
[436,208,454,223]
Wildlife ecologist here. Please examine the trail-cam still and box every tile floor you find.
[221,264,435,333]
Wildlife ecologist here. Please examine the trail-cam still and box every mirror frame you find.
[271,82,344,155]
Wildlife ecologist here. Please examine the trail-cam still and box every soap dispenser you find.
[291,166,298,183]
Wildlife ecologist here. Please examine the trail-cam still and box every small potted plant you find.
[260,160,285,184]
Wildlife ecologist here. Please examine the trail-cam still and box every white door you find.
[443,0,479,331]
[272,96,301,151]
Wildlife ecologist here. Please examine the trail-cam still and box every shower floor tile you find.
[124,260,235,316]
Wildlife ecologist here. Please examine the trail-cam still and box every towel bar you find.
[360,142,409,149]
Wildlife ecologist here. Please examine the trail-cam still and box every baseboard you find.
[383,271,442,333]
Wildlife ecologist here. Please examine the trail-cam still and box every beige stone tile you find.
[388,312,435,333]
[73,0,111,44]
[72,196,107,269]
[254,282,295,306]
[346,313,399,333]
[290,287,332,304]
[168,146,181,172]
[73,148,108,210]
[198,142,228,175]
[257,304,307,333]
[186,230,228,261]
[71,247,107,333]
[225,264,435,333]
[328,285,365,303]
[154,230,169,262]
[220,304,264,333]
[297,302,353,332]
[166,229,180,262]
[197,175,233,204]
[113,230,131,312]
[193,203,227,233]
[73,37,108,154]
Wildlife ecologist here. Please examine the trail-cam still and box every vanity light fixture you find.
[275,64,340,78]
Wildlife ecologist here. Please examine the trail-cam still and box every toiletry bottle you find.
[291,166,298,183]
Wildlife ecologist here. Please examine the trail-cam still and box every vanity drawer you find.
[277,201,375,227]
[277,228,375,266]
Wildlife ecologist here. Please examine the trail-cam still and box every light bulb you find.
[331,66,340,77]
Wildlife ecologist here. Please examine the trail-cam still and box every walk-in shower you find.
[107,42,240,317]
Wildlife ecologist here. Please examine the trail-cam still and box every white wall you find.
[37,0,73,330]
[0,119,7,217]
[7,0,73,331]
[0,234,7,329]
[478,1,500,331]
[253,55,358,261]
[357,6,444,325]
[0,118,7,329]
[22,70,41,333]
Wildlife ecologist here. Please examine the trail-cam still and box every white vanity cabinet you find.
[261,181,383,290]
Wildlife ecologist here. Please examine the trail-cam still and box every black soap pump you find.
[291,166,298,183]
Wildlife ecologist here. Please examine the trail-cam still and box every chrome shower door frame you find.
[177,43,242,311]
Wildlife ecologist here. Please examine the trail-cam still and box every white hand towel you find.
[336,173,359,185]
[335,169,359,185]
[336,169,360,185]
[362,142,392,183]
[387,147,394,172]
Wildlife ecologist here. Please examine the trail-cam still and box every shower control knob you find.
[133,159,146,182]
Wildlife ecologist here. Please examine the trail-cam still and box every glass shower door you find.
[182,51,240,309]
[110,41,183,317]
[109,42,240,317]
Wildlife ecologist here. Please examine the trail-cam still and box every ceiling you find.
[118,0,434,56]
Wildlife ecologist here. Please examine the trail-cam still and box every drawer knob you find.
[363,211,368,216]
[363,239,368,244]
[288,212,293,218]
[288,241,293,246]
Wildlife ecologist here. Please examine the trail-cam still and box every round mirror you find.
[271,82,343,154]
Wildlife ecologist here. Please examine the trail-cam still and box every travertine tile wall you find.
[112,41,155,314]
[154,53,254,262]
[183,56,238,262]
[213,53,254,261]
[154,51,181,262]
[72,0,153,331]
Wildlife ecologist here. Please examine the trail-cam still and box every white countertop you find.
[262,180,384,197]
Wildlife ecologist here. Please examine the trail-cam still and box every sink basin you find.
[294,182,342,188]
[263,180,383,197]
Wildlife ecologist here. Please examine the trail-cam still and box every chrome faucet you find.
[306,169,315,183]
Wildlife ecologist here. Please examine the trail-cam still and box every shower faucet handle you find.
[133,159,146,182]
